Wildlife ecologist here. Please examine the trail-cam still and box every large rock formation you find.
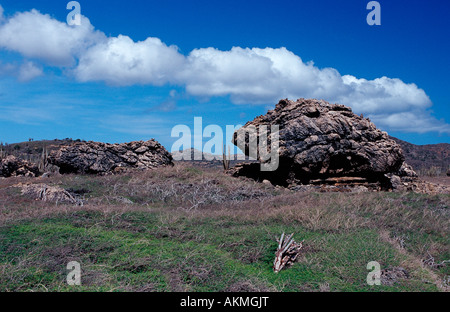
[0,155,40,177]
[48,139,173,174]
[231,98,415,191]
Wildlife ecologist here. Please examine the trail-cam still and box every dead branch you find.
[273,232,303,273]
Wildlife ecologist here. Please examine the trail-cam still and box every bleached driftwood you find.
[273,232,303,273]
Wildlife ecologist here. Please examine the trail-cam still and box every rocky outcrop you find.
[384,162,418,192]
[48,139,173,174]
[230,98,417,191]
[0,155,40,177]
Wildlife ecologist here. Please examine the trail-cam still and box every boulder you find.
[231,98,416,190]
[0,155,40,177]
[384,162,418,192]
[48,139,173,174]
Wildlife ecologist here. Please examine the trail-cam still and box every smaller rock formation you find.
[0,155,40,177]
[48,139,173,174]
[384,162,418,192]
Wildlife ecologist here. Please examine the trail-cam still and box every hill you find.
[0,138,83,163]
[390,137,449,176]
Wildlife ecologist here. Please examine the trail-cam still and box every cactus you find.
[222,145,231,171]
[39,145,49,172]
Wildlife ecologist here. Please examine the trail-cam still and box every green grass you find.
[0,211,442,292]
[0,164,448,292]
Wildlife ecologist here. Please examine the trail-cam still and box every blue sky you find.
[0,0,449,151]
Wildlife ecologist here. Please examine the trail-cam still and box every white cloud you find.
[370,111,450,134]
[180,47,432,112]
[337,75,432,114]
[74,35,184,86]
[180,47,347,104]
[0,7,447,134]
[179,47,279,103]
[0,9,104,66]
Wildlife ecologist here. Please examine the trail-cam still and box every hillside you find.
[390,137,450,176]
[0,139,83,164]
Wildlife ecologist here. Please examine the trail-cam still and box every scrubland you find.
[0,163,448,292]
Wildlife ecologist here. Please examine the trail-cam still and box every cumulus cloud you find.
[180,47,343,104]
[0,9,104,66]
[337,75,432,114]
[0,7,447,134]
[75,35,184,86]
[371,111,450,134]
[180,47,281,103]
[179,47,432,110]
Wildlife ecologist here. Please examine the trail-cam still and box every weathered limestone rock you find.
[384,162,418,192]
[230,98,417,191]
[0,155,40,177]
[48,139,173,174]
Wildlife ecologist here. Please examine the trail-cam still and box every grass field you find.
[0,163,448,292]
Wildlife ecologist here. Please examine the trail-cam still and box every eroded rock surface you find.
[48,139,173,174]
[230,98,419,191]
[0,155,40,177]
